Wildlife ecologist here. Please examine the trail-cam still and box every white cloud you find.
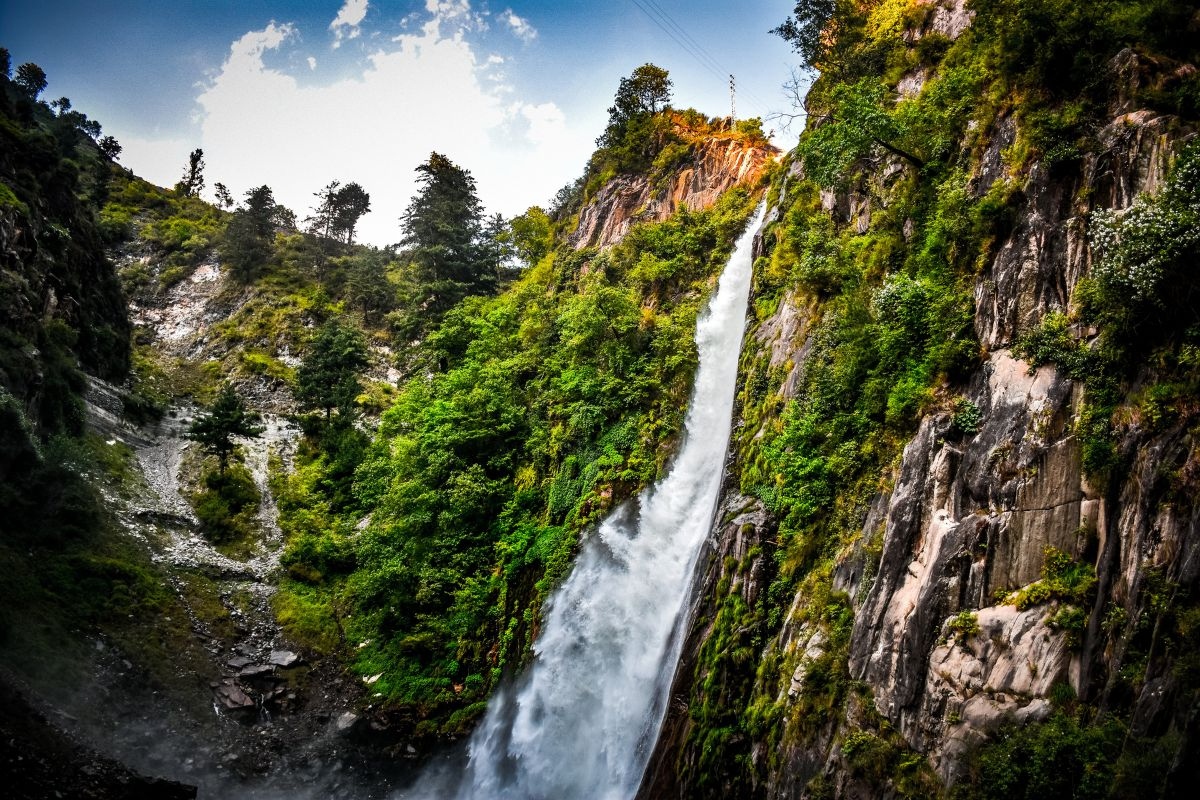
[517,102,565,146]
[307,56,317,70]
[500,9,537,42]
[122,1,591,245]
[422,0,486,34]
[330,0,369,48]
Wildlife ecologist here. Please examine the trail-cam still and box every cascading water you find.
[411,202,765,800]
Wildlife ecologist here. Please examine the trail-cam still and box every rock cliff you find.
[571,121,777,250]
[643,2,1200,797]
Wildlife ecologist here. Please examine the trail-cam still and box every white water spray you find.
[412,202,764,800]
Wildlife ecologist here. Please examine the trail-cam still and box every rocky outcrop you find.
[845,349,1090,784]
[571,135,776,250]
[974,103,1185,351]
[643,13,1200,798]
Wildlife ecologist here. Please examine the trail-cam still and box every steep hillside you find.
[644,1,1200,798]
[1,44,779,793]
[273,119,775,746]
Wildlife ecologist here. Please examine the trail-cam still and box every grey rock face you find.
[846,348,1091,782]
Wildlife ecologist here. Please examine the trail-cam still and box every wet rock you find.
[335,712,360,733]
[239,664,274,678]
[214,683,255,710]
[269,649,300,668]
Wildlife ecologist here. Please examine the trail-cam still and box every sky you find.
[2,1,804,246]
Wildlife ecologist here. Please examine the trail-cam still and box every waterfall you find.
[409,202,765,800]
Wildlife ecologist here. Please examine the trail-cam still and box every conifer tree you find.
[399,152,492,314]
[213,182,233,209]
[186,384,263,473]
[177,148,205,196]
[308,181,371,249]
[296,319,368,421]
[223,185,281,282]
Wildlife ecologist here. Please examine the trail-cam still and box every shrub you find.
[192,464,259,542]
[952,398,983,435]
[949,609,981,642]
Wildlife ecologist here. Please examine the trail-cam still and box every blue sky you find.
[2,1,803,245]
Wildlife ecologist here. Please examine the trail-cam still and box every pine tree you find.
[399,152,492,315]
[213,182,233,209]
[333,182,371,245]
[223,185,280,282]
[177,148,205,196]
[296,320,368,421]
[186,384,263,473]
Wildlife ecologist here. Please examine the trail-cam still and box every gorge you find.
[3,1,1200,799]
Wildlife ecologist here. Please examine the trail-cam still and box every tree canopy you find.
[598,63,672,148]
[177,148,205,197]
[308,180,372,246]
[296,319,369,421]
[14,62,47,98]
[595,64,676,174]
[772,0,838,69]
[186,384,263,473]
[399,152,496,317]
[223,184,288,282]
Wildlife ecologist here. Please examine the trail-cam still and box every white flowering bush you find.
[1089,144,1200,315]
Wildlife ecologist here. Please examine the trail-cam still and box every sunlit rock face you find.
[571,130,775,250]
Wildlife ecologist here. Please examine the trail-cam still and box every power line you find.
[626,0,773,119]
[629,0,725,83]
[638,0,727,82]
[634,0,774,114]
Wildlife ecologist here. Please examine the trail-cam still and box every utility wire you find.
[627,0,773,119]
[629,0,725,83]
[637,0,727,82]
[640,0,772,111]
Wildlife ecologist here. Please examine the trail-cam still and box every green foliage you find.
[773,0,885,79]
[951,398,982,435]
[223,184,290,282]
[1085,143,1200,347]
[14,62,47,98]
[508,206,554,267]
[191,463,259,543]
[953,712,1123,800]
[969,0,1199,100]
[949,610,981,641]
[276,187,758,737]
[175,148,204,197]
[799,78,924,187]
[103,172,227,286]
[1003,547,1097,611]
[0,68,131,398]
[273,582,343,655]
[397,152,496,323]
[185,383,264,472]
[307,179,371,246]
[296,319,368,420]
[597,63,673,151]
